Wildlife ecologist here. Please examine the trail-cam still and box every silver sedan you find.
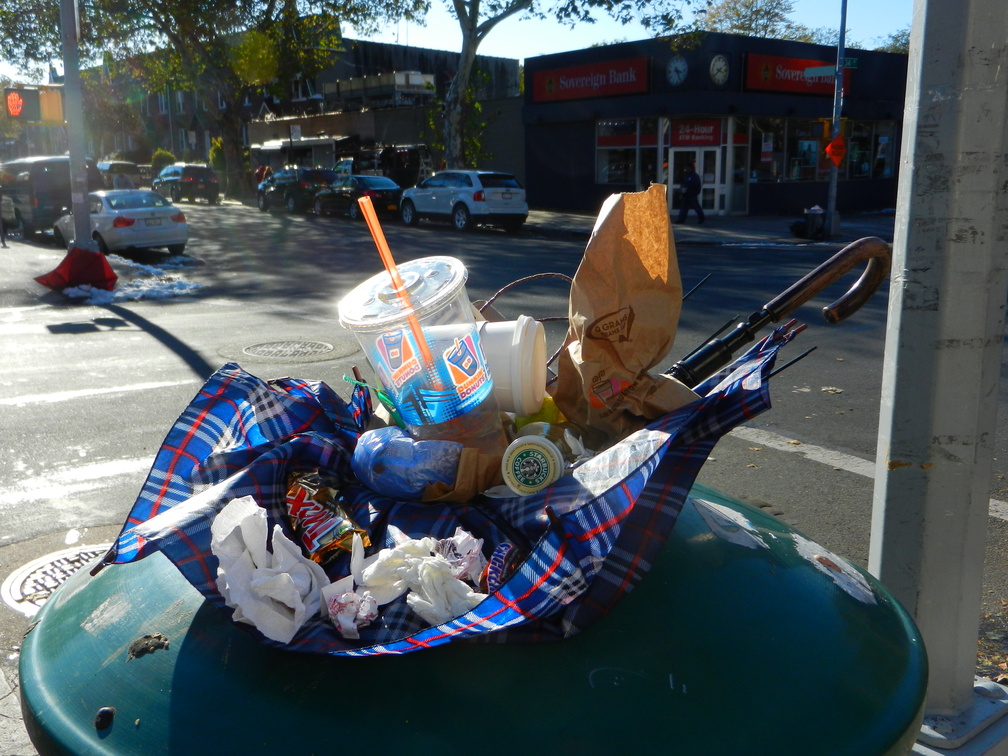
[53,189,189,255]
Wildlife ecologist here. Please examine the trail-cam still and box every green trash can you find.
[20,483,927,756]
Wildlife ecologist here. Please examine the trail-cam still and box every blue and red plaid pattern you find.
[105,329,793,656]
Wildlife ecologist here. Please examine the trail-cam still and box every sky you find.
[343,0,914,61]
[1,0,912,84]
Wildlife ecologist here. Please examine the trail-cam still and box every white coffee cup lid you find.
[501,436,564,496]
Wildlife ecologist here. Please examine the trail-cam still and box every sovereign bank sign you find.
[532,57,649,103]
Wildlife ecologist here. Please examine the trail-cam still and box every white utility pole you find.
[870,0,1008,749]
[59,0,94,250]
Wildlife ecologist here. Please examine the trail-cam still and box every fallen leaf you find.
[821,386,844,394]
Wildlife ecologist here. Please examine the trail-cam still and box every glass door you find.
[668,148,719,214]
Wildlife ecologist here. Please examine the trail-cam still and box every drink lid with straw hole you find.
[338,256,469,330]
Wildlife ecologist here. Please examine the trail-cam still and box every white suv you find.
[400,170,528,232]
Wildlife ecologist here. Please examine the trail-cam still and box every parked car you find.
[52,189,188,255]
[96,160,143,189]
[400,170,528,232]
[257,167,339,213]
[0,155,104,237]
[313,174,403,219]
[152,163,220,204]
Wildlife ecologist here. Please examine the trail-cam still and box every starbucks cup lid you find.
[501,436,564,497]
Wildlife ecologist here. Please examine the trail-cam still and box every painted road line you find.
[0,457,153,508]
[0,379,198,407]
[732,426,1008,522]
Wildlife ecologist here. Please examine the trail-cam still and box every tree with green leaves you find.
[0,0,425,196]
[437,0,699,167]
[0,0,700,179]
[695,0,856,47]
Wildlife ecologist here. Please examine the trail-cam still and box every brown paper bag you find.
[552,184,698,449]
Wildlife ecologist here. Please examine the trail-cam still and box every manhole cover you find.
[2,544,111,618]
[242,340,334,359]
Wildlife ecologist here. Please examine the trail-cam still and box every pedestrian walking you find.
[675,162,705,225]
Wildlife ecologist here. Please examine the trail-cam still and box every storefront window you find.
[848,122,873,179]
[749,117,785,182]
[872,122,897,178]
[597,149,636,184]
[597,120,638,184]
[786,119,826,181]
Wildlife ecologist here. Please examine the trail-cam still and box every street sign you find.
[842,57,859,69]
[805,65,836,79]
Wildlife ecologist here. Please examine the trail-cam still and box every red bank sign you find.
[532,57,649,102]
[745,53,851,95]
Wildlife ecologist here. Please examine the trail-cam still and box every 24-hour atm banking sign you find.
[745,53,852,95]
[532,57,649,102]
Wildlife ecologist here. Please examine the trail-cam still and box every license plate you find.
[145,218,162,226]
[197,183,205,189]
[387,204,397,211]
[502,192,512,199]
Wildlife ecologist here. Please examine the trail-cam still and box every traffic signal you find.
[4,88,41,121]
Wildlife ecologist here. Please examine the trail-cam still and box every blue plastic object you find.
[351,426,462,499]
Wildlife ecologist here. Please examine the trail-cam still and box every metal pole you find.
[59,0,94,250]
[870,0,1008,745]
[825,0,847,238]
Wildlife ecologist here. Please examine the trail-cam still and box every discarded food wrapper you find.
[210,495,330,644]
[553,183,699,449]
[321,576,379,640]
[286,470,370,563]
[349,530,487,626]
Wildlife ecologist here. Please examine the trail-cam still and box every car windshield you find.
[358,176,400,189]
[478,173,522,189]
[105,192,171,210]
[183,166,215,179]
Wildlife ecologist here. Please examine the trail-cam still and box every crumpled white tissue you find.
[349,528,487,627]
[211,495,330,644]
[321,575,379,640]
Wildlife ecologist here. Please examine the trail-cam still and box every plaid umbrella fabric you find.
[103,328,794,656]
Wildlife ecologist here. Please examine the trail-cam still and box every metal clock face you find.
[666,55,688,86]
[710,54,729,86]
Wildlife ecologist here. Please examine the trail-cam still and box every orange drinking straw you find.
[357,196,442,388]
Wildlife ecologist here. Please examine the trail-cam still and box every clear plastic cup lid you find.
[338,256,468,329]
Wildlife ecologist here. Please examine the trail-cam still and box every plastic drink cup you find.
[338,256,507,455]
[476,315,546,417]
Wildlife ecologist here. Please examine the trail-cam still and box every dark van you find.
[0,156,104,237]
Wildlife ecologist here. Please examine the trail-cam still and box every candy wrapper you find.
[286,470,370,564]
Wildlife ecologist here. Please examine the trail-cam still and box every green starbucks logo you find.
[510,448,552,488]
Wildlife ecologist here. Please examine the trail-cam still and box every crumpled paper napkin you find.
[349,528,488,627]
[211,495,330,644]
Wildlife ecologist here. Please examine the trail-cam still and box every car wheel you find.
[314,198,324,216]
[94,233,110,255]
[286,195,297,213]
[451,203,472,231]
[401,200,418,226]
[53,227,66,248]
[257,193,269,212]
[348,201,360,221]
[170,186,181,203]
[167,244,186,255]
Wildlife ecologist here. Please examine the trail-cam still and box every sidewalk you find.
[526,207,897,246]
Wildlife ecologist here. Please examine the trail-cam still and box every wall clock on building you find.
[666,55,688,86]
[709,54,730,86]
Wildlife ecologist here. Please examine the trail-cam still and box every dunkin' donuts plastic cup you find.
[338,256,507,455]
